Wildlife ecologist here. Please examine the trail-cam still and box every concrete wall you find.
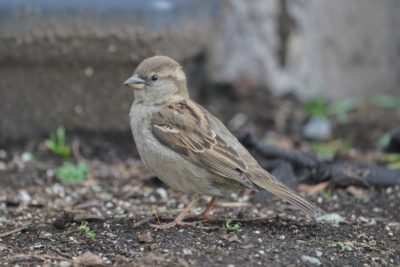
[208,0,400,99]
[1,0,399,142]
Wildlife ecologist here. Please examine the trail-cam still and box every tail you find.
[250,170,325,218]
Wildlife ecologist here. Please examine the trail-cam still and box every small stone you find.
[315,250,323,257]
[303,117,332,141]
[0,161,6,171]
[53,211,74,229]
[279,235,285,240]
[59,261,72,267]
[74,252,103,266]
[316,213,345,224]
[137,233,153,243]
[182,248,192,255]
[301,255,322,266]
[39,231,52,239]
[156,188,168,200]
[21,152,33,162]
[19,190,31,202]
[84,67,94,77]
[227,234,241,243]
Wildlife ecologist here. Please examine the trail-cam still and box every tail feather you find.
[251,171,325,218]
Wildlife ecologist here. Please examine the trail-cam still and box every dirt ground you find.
[0,96,400,266]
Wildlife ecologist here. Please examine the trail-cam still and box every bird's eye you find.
[151,75,158,81]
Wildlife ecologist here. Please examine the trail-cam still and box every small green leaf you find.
[376,132,392,150]
[319,189,332,199]
[304,97,329,118]
[369,95,400,109]
[79,221,90,233]
[222,219,241,231]
[86,231,96,240]
[45,127,72,158]
[383,153,400,169]
[328,99,357,123]
[334,241,352,252]
[78,221,96,240]
[56,161,90,184]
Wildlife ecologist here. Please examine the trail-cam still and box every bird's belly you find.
[135,131,238,197]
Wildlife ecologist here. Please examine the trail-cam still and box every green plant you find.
[78,221,96,240]
[311,142,337,160]
[319,189,332,199]
[383,153,400,169]
[369,95,400,109]
[310,140,352,160]
[304,97,329,118]
[328,99,357,123]
[304,97,357,122]
[354,194,369,202]
[45,127,71,158]
[222,219,241,231]
[333,241,352,252]
[56,161,90,184]
[377,132,392,150]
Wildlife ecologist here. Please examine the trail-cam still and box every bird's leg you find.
[199,196,218,219]
[150,195,200,229]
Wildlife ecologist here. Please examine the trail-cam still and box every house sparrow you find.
[125,56,324,229]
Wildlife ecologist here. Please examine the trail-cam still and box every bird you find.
[124,55,325,229]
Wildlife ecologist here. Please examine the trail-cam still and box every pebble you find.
[316,213,345,224]
[0,161,6,171]
[156,188,168,200]
[19,190,32,202]
[21,152,33,162]
[183,248,192,255]
[303,117,332,141]
[137,233,153,243]
[74,252,103,266]
[301,255,322,266]
[39,231,52,239]
[59,261,72,267]
[228,113,247,131]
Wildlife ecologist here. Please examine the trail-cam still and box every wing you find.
[150,99,255,189]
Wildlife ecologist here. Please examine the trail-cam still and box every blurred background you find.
[0,0,399,144]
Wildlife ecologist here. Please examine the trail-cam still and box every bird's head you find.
[124,56,188,103]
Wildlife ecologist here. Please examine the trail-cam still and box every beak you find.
[124,74,145,90]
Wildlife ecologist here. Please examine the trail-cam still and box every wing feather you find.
[150,100,254,188]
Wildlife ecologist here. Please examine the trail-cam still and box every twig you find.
[0,224,31,238]
[203,214,278,223]
[152,206,161,226]
[130,217,155,228]
[158,214,278,223]
[217,202,252,208]
[9,254,68,263]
